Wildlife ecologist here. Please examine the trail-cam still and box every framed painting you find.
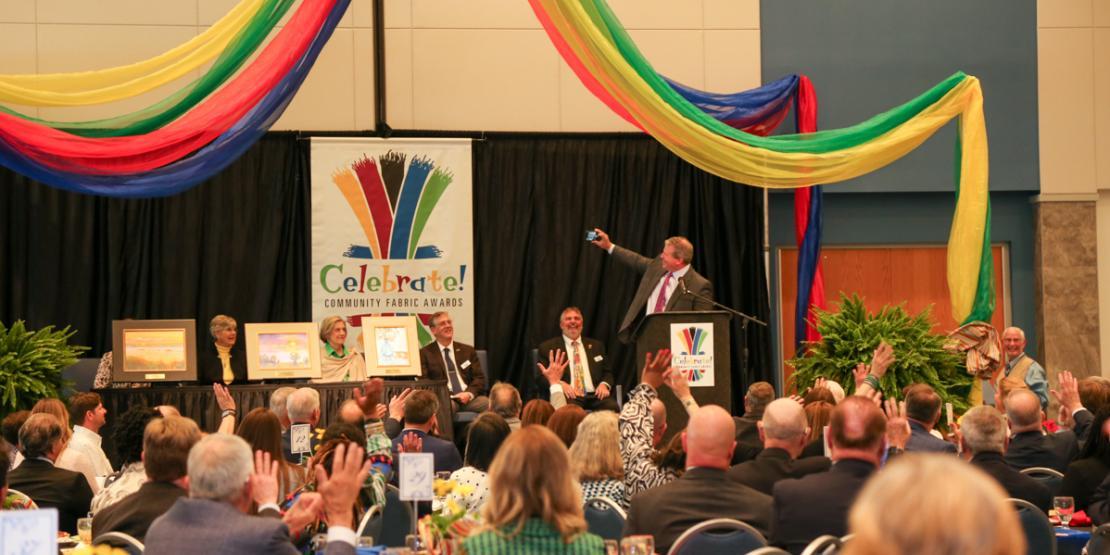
[111,319,198,383]
[244,322,322,380]
[360,316,422,377]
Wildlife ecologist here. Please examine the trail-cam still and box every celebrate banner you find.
[311,138,475,348]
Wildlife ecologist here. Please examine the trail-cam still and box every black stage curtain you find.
[1,133,771,411]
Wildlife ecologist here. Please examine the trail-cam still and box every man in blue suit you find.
[390,389,463,474]
[904,384,957,454]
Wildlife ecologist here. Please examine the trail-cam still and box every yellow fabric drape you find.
[0,0,265,106]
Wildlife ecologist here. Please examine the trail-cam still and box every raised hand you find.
[883,398,910,450]
[641,349,673,390]
[282,492,324,531]
[869,342,895,378]
[590,228,613,251]
[663,368,692,401]
[1051,370,1083,415]
[352,378,385,419]
[249,449,280,507]
[388,388,413,421]
[538,349,568,386]
[398,431,423,454]
[213,383,236,412]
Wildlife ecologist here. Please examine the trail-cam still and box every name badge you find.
[290,424,312,455]
[460,360,471,369]
[594,355,604,362]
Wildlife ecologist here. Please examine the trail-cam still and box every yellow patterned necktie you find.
[571,340,584,395]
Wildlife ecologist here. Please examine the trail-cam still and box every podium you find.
[631,310,732,439]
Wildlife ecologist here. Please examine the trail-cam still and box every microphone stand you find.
[677,279,766,392]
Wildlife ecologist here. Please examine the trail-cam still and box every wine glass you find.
[1054,496,1075,527]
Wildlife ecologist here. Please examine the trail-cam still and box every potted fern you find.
[0,320,87,414]
[789,294,972,415]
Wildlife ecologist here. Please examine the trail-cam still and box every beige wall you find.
[0,0,761,132]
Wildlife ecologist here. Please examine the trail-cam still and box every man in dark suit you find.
[390,389,463,475]
[589,229,713,342]
[145,433,367,555]
[771,397,885,554]
[904,383,958,454]
[1005,388,1078,473]
[92,415,202,541]
[537,307,617,412]
[281,387,321,464]
[624,404,772,553]
[728,398,830,495]
[7,413,93,534]
[419,311,489,412]
[733,382,776,462]
[961,405,1052,511]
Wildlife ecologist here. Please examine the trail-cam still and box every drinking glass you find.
[76,517,93,544]
[1054,496,1076,526]
[604,539,620,555]
[621,535,654,555]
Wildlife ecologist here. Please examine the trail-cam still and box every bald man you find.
[1004,389,1078,473]
[1000,326,1048,409]
[771,397,886,554]
[624,405,772,553]
[727,399,830,495]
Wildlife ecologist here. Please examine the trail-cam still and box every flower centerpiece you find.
[416,478,480,554]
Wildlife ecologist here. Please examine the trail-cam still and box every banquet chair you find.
[666,518,767,555]
[93,531,144,555]
[1008,497,1056,555]
[1020,466,1065,497]
[381,484,415,547]
[1086,523,1110,555]
[583,496,626,542]
[748,548,790,555]
[357,504,383,542]
[800,534,843,555]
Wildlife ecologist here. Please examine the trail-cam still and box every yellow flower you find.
[445,498,462,515]
[454,484,475,497]
[433,478,457,497]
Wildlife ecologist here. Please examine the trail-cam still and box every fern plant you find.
[789,293,972,415]
[0,321,87,413]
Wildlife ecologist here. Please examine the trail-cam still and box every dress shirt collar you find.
[437,340,455,353]
[73,425,102,447]
[562,334,581,346]
[1006,352,1027,371]
[33,456,55,466]
[671,264,692,279]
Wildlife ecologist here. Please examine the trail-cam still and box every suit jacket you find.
[198,341,248,385]
[92,480,186,541]
[771,458,877,554]
[536,336,613,393]
[905,420,957,454]
[419,341,486,396]
[624,467,772,554]
[8,457,94,533]
[610,245,714,342]
[280,424,320,464]
[1005,429,1078,473]
[145,497,354,555]
[734,414,763,450]
[1060,456,1110,511]
[390,429,462,475]
[726,447,831,496]
[971,452,1052,512]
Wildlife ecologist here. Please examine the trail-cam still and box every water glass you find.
[1054,496,1076,526]
[76,518,93,544]
[621,535,654,555]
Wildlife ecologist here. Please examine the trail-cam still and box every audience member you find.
[547,405,586,448]
[537,307,618,412]
[337,399,367,426]
[800,401,833,458]
[30,398,72,444]
[625,404,772,552]
[199,314,248,384]
[56,392,113,493]
[728,398,830,495]
[90,405,158,514]
[2,410,28,469]
[145,433,369,554]
[842,454,1025,555]
[383,387,412,438]
[463,425,604,554]
[317,315,367,383]
[489,383,523,431]
[621,350,696,497]
[238,408,306,501]
[270,386,297,431]
[521,399,555,427]
[960,405,1051,511]
[391,389,462,474]
[1055,370,1097,448]
[8,413,93,533]
[282,387,321,464]
[569,411,628,510]
[419,311,489,412]
[802,385,837,407]
[439,412,511,515]
[1061,407,1110,511]
[1004,388,1077,472]
[771,396,886,554]
[904,384,957,454]
[92,416,202,541]
[0,442,8,495]
[735,382,775,449]
[1001,326,1048,409]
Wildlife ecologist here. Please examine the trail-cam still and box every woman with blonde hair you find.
[199,314,247,384]
[316,315,366,383]
[31,398,72,444]
[463,425,604,554]
[843,454,1025,555]
[568,411,627,510]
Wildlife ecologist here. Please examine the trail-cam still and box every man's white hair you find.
[187,434,253,502]
[761,398,808,440]
[960,406,1008,454]
[269,386,297,420]
[287,387,320,422]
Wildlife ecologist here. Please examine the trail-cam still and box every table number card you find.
[398,452,434,501]
[290,424,312,455]
[0,508,57,555]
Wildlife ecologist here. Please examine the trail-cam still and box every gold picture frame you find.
[244,322,322,380]
[360,316,422,377]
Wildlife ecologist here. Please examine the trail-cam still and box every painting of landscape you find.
[122,329,187,372]
[258,332,312,369]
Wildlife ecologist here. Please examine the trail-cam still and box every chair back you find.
[93,531,144,555]
[747,548,791,555]
[800,534,843,555]
[62,357,100,393]
[1087,523,1110,555]
[666,518,767,555]
[357,504,383,541]
[3,488,38,510]
[1008,497,1056,555]
[1019,466,1064,497]
[583,497,626,542]
[381,484,415,547]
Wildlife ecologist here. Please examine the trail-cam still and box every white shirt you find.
[646,264,691,315]
[437,341,468,391]
[562,335,596,393]
[56,425,114,493]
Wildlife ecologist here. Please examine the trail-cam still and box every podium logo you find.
[672,324,714,387]
[679,326,708,356]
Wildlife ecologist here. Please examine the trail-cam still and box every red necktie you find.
[653,273,673,313]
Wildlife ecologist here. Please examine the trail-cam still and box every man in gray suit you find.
[590,229,713,342]
[145,433,369,554]
[904,383,957,454]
